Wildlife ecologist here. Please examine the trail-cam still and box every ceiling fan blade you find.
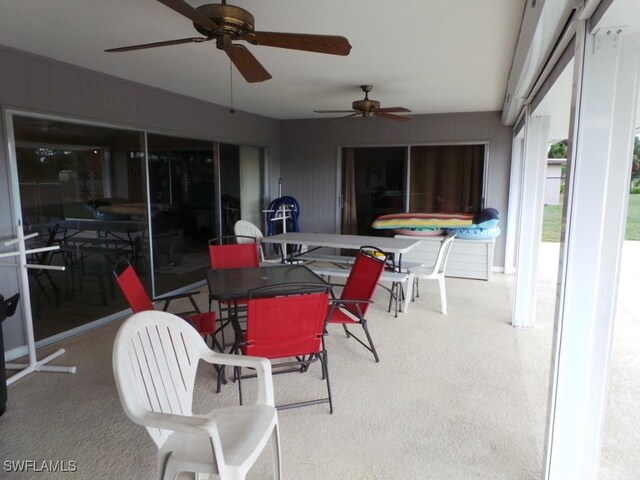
[314,110,357,113]
[332,113,360,121]
[225,44,272,83]
[156,0,221,30]
[105,37,209,52]
[246,32,352,56]
[379,107,411,113]
[376,111,412,121]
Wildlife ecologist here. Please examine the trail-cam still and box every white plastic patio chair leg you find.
[438,277,447,314]
[161,459,194,480]
[223,469,245,480]
[271,425,282,480]
[402,274,415,313]
[163,457,215,480]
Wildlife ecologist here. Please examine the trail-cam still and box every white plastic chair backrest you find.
[113,310,205,449]
[234,220,264,243]
[434,233,456,276]
[235,220,267,260]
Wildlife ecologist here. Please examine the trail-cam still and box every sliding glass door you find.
[11,115,147,341]
[8,114,266,343]
[146,134,216,296]
[409,145,484,213]
[341,147,407,236]
[341,144,486,235]
[219,143,265,236]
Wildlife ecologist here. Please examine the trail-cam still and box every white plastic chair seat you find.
[409,264,440,279]
[160,405,277,477]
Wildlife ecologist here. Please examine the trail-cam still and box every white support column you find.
[543,23,640,480]
[504,132,525,274]
[512,112,549,328]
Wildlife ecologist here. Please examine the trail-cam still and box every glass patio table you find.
[206,264,328,303]
[207,264,328,346]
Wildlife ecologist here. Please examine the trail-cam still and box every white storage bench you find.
[395,234,495,281]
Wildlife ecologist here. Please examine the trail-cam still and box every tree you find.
[632,136,640,191]
[548,139,568,159]
[549,138,640,192]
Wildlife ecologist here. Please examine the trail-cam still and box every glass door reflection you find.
[147,134,216,296]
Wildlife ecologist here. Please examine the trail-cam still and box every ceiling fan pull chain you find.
[229,58,235,114]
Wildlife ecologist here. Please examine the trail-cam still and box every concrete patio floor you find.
[0,241,636,479]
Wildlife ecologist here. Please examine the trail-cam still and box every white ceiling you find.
[0,0,526,120]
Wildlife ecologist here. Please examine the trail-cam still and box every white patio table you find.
[261,232,421,270]
[261,232,422,316]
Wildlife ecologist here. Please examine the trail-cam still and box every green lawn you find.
[542,194,640,241]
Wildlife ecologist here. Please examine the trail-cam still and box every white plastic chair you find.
[234,220,266,260]
[113,310,281,480]
[234,219,283,263]
[408,233,456,314]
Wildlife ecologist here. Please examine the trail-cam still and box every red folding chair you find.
[113,262,216,345]
[235,283,334,413]
[326,247,387,362]
[208,235,260,270]
[208,235,260,346]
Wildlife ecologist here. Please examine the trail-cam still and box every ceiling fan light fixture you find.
[193,3,255,39]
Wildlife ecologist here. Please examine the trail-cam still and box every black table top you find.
[206,264,328,301]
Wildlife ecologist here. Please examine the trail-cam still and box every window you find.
[341,144,486,235]
[409,145,484,213]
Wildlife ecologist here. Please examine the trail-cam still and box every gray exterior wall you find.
[0,46,281,353]
[280,112,512,267]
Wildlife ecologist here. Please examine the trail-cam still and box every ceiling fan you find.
[105,0,351,83]
[314,85,412,121]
